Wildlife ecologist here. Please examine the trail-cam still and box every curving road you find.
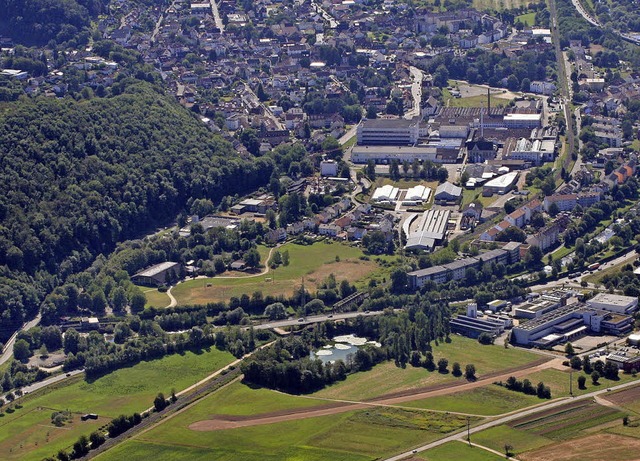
[0,314,41,367]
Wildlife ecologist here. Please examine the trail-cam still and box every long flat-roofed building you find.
[586,293,638,314]
[357,118,421,145]
[351,145,438,164]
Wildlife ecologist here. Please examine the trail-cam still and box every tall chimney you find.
[487,88,491,116]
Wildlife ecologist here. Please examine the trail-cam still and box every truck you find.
[588,263,601,271]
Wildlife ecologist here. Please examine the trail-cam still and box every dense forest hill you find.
[0,80,274,340]
[0,0,107,45]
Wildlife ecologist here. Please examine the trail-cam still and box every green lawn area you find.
[137,285,170,308]
[516,12,536,26]
[403,384,542,416]
[472,424,552,455]
[448,94,513,109]
[171,241,377,305]
[419,441,505,461]
[462,188,496,208]
[0,348,235,461]
[168,380,323,418]
[314,337,541,400]
[98,407,475,461]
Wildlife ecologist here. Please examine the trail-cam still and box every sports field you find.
[0,348,234,461]
[171,241,378,305]
[314,337,541,400]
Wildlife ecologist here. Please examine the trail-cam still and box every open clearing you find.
[99,407,475,461]
[0,348,234,461]
[171,241,377,305]
[520,433,640,461]
[314,337,541,400]
[419,441,504,461]
[138,285,170,308]
[403,384,542,416]
[472,0,531,10]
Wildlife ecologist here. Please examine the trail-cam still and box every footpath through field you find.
[187,357,562,431]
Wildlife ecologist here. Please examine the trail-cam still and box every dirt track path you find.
[189,357,565,431]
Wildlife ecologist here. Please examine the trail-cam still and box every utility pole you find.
[569,369,573,396]
[467,416,471,446]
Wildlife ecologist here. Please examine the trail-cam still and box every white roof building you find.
[372,184,400,202]
[405,185,432,202]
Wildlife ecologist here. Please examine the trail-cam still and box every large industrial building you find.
[511,295,637,348]
[356,118,422,145]
[404,209,451,251]
[482,171,519,195]
[449,303,510,339]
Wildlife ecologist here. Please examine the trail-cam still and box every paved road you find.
[526,248,637,292]
[384,378,640,460]
[0,368,83,405]
[404,66,423,120]
[549,0,575,174]
[0,314,41,367]
[210,0,225,34]
[253,310,385,330]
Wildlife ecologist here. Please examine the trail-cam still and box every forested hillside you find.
[0,0,106,45]
[0,80,273,340]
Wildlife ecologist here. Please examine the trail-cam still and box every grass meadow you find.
[314,337,541,400]
[171,241,378,305]
[419,441,505,461]
[98,406,476,461]
[0,348,234,461]
[404,384,542,416]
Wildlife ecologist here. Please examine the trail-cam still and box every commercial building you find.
[503,113,542,129]
[372,184,400,203]
[606,352,640,372]
[450,304,507,339]
[357,118,421,145]
[434,181,462,203]
[482,171,518,195]
[586,293,638,315]
[132,262,183,287]
[403,185,432,205]
[404,209,451,251]
[351,145,438,164]
[320,160,339,176]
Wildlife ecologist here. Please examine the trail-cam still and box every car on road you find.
[298,318,304,322]
[328,314,333,318]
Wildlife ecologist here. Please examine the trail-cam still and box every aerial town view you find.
[2,0,640,459]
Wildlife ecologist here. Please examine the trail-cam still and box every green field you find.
[420,441,505,461]
[0,348,235,461]
[314,337,541,400]
[404,384,542,416]
[165,380,323,418]
[447,93,513,108]
[171,241,377,305]
[472,424,552,455]
[98,407,476,461]
[138,285,170,308]
[516,12,536,26]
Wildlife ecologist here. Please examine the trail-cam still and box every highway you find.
[384,378,640,461]
[253,310,385,330]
